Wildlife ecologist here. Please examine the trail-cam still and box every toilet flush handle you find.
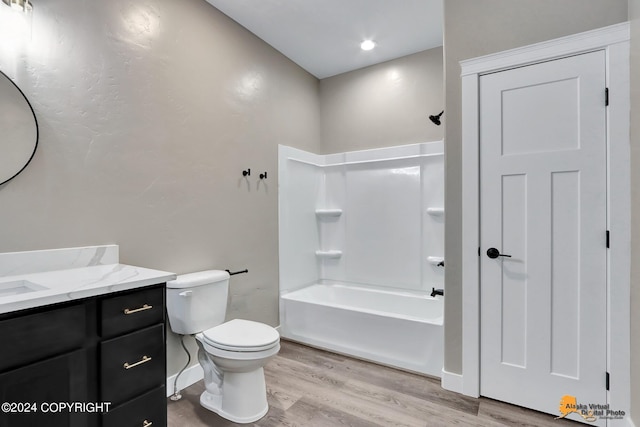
[179,290,192,297]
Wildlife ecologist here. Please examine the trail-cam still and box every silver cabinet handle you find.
[123,355,151,370]
[143,420,153,427]
[123,304,152,315]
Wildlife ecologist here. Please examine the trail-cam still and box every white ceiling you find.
[205,0,443,79]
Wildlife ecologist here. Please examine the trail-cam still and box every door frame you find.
[458,22,630,422]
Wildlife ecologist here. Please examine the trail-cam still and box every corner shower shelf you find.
[427,256,445,265]
[426,207,444,217]
[315,250,343,259]
[315,209,343,218]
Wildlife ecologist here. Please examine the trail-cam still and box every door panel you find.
[550,171,581,379]
[480,50,607,423]
[500,173,527,368]
[502,77,580,155]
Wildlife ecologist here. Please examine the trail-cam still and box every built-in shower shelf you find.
[315,250,343,259]
[315,209,343,218]
[427,256,444,265]
[426,207,444,216]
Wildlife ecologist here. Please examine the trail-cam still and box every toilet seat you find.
[202,319,279,352]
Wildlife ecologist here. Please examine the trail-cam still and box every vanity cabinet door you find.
[0,349,88,427]
[0,303,85,372]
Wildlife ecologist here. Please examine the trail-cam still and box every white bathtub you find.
[279,282,443,377]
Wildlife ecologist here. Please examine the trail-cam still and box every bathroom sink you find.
[0,280,47,298]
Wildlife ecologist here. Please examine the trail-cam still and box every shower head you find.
[429,110,444,126]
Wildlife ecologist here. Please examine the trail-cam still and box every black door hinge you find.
[606,230,610,249]
[478,247,481,257]
[605,88,609,106]
[606,372,610,390]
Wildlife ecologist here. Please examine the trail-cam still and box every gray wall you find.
[320,48,443,154]
[0,0,321,376]
[629,0,640,423]
[442,0,628,375]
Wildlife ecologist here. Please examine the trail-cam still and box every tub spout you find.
[431,288,444,297]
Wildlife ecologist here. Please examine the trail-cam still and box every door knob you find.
[487,248,512,259]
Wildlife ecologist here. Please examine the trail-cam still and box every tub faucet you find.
[431,288,444,297]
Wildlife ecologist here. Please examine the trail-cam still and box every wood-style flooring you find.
[167,340,580,427]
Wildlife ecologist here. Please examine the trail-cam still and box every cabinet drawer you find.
[102,386,166,427]
[0,303,85,372]
[100,324,165,406]
[100,286,164,338]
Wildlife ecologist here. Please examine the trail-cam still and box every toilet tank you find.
[166,270,230,335]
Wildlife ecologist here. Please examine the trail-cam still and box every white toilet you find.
[166,270,280,424]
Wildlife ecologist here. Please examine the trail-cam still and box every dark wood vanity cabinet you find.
[0,284,166,427]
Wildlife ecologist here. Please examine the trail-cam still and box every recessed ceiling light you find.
[360,40,376,51]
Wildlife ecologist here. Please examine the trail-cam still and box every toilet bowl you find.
[195,319,280,423]
[166,271,280,424]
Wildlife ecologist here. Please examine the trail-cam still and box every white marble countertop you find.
[0,264,176,314]
[0,245,176,315]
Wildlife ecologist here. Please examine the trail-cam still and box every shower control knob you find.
[487,248,512,259]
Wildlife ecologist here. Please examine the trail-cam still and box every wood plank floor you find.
[167,340,580,427]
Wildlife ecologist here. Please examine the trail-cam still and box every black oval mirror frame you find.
[0,69,39,186]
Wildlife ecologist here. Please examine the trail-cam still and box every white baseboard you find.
[166,364,204,398]
[441,369,463,394]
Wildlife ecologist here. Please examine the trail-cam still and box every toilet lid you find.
[202,319,280,352]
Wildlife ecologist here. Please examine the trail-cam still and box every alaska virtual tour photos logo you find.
[556,395,625,422]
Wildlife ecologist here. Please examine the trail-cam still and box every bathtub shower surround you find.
[278,141,444,377]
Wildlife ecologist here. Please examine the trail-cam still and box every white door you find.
[480,51,607,422]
